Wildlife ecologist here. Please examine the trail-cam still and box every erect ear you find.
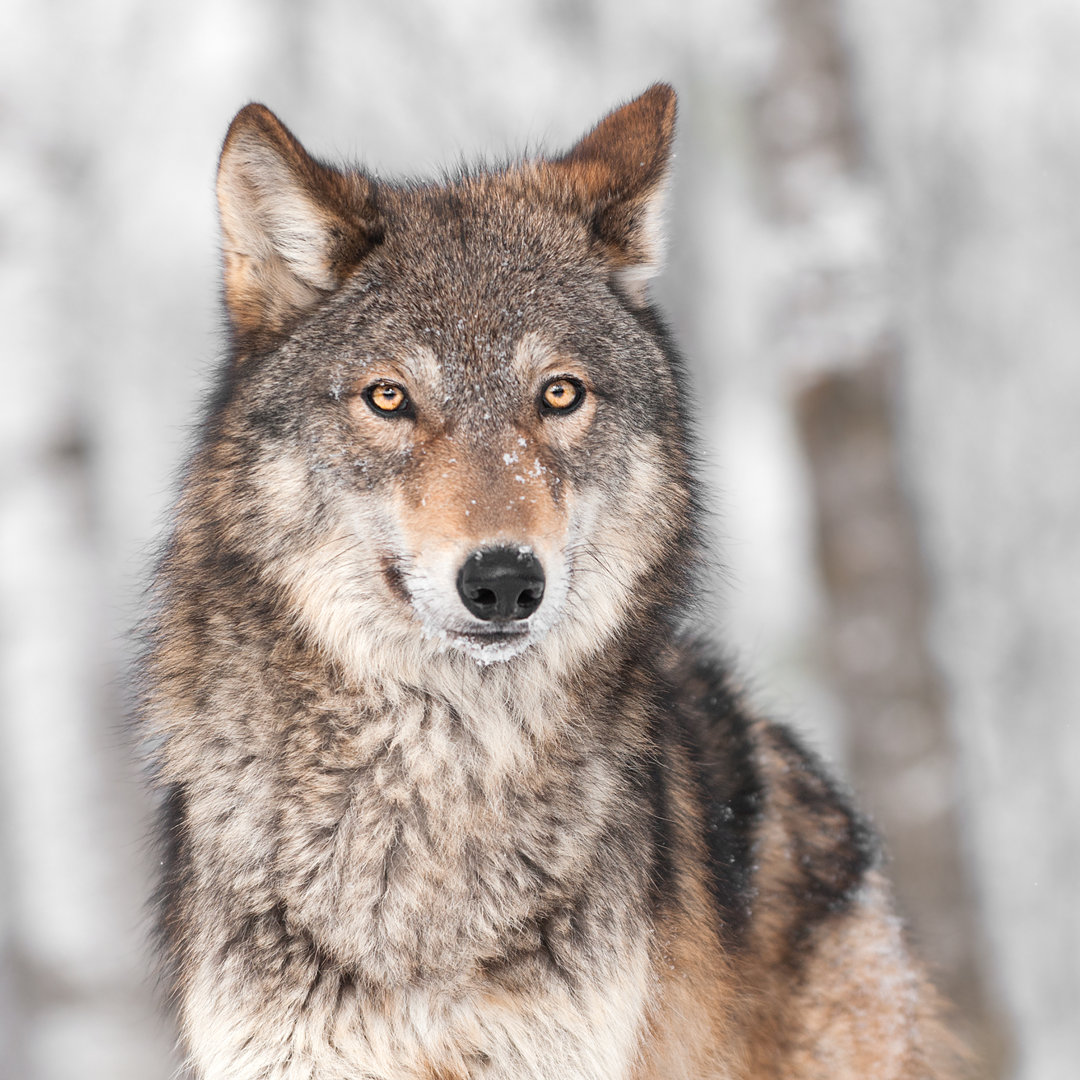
[547,83,676,304]
[216,104,381,352]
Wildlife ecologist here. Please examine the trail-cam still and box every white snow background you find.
[1,1,1077,1078]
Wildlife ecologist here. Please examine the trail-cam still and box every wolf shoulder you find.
[661,640,880,947]
[653,643,962,1077]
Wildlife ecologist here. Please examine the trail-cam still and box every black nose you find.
[456,547,545,622]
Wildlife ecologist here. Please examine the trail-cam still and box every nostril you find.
[457,547,546,622]
[516,586,542,612]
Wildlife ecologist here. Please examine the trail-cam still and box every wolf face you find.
[210,86,696,673]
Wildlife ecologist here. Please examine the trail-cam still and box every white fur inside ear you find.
[613,262,657,306]
[613,179,668,305]
[218,136,337,294]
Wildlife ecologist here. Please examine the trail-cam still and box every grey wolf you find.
[142,84,961,1078]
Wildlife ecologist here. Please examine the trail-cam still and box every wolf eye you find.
[364,381,411,416]
[540,377,585,414]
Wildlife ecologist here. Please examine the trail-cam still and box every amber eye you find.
[540,377,585,414]
[364,381,411,416]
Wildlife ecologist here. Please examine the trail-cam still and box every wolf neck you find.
[265,640,653,987]
[158,578,659,988]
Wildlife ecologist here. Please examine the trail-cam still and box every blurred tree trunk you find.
[748,0,1007,1072]
[0,830,26,1079]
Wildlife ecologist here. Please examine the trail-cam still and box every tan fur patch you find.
[775,873,965,1078]
[733,725,965,1078]
[395,430,565,550]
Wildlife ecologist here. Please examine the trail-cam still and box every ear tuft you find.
[549,84,677,302]
[216,104,381,353]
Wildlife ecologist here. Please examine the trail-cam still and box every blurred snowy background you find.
[2,1,1079,1077]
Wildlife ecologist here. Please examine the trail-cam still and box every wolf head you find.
[196,85,698,677]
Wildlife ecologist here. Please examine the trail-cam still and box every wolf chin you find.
[142,85,961,1079]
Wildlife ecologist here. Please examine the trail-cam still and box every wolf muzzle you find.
[456,547,545,621]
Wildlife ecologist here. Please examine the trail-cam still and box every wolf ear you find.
[548,83,676,303]
[216,104,381,352]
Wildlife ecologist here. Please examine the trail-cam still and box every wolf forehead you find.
[305,189,643,371]
[357,177,611,305]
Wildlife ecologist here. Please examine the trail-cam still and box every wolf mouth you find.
[441,624,536,664]
[451,627,530,645]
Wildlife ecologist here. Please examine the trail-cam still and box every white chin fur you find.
[429,627,537,665]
